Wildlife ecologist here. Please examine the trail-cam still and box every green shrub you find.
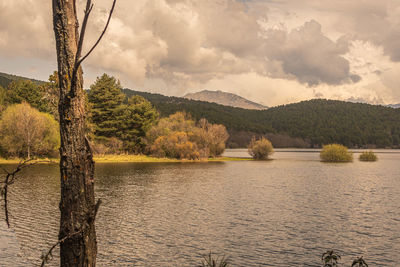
[248,137,274,160]
[320,144,353,162]
[359,151,377,161]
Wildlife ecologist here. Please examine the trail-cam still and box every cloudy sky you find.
[1,0,399,106]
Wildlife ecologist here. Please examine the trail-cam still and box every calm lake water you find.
[1,149,400,266]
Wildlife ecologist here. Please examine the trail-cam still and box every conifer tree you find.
[88,73,125,141]
[117,95,159,152]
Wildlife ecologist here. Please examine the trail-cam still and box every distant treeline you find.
[0,72,44,88]
[123,89,400,148]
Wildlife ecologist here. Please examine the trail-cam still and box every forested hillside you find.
[123,89,400,148]
[0,72,44,88]
[1,70,399,150]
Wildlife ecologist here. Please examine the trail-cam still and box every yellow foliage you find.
[359,151,378,161]
[0,102,60,158]
[146,112,228,159]
[248,137,274,160]
[320,144,353,162]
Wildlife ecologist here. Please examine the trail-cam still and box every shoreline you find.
[0,155,252,164]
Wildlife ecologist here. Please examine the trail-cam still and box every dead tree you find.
[52,0,116,266]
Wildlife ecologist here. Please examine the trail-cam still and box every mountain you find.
[184,90,267,110]
[0,72,44,88]
[123,89,400,148]
[388,103,400,109]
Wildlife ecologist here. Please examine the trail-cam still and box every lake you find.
[1,149,400,266]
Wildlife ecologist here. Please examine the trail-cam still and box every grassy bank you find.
[94,154,251,163]
[0,155,251,164]
[0,158,58,164]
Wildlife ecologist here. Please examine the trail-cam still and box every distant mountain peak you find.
[184,90,267,110]
[387,103,400,109]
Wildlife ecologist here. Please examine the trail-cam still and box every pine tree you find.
[117,95,159,152]
[40,71,60,119]
[88,74,125,141]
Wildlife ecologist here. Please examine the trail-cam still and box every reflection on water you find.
[1,149,400,266]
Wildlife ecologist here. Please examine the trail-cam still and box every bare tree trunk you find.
[52,1,97,266]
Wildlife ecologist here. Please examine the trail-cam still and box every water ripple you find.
[0,150,399,266]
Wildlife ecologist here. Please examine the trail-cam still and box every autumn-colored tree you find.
[151,131,199,159]
[0,103,59,158]
[146,112,195,144]
[147,112,228,159]
[248,137,274,160]
[147,113,199,159]
[197,119,229,157]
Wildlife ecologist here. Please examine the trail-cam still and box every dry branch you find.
[1,159,50,227]
[72,0,117,86]
[40,199,102,267]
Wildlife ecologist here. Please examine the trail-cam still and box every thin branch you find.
[1,159,50,227]
[40,198,102,266]
[76,0,116,67]
[72,0,93,83]
[93,198,102,220]
[40,230,82,267]
[76,0,94,62]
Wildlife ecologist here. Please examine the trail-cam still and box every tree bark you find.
[52,1,97,266]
